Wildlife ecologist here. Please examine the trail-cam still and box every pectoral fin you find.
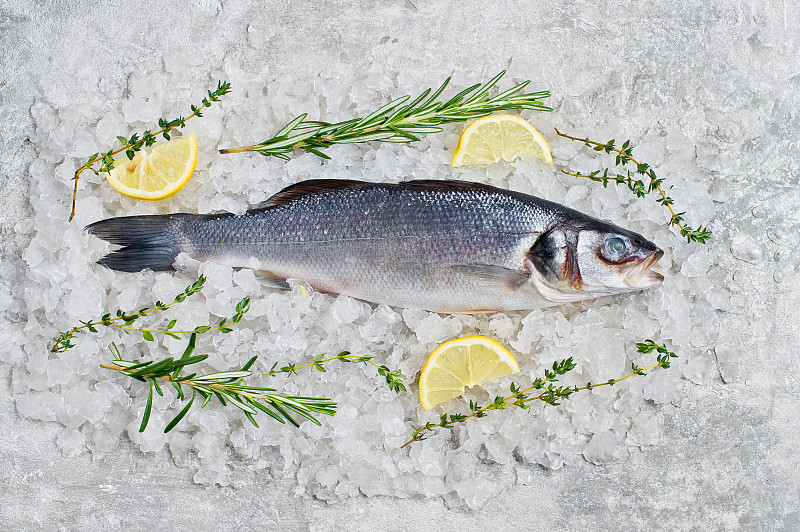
[452,264,530,291]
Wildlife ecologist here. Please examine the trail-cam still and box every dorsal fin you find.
[256,179,376,209]
[397,179,499,194]
[253,178,506,211]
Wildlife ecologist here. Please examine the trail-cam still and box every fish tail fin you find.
[85,214,190,272]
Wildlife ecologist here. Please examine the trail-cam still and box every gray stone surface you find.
[1,0,798,530]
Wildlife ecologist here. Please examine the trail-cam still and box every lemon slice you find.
[105,133,198,200]
[451,114,552,167]
[418,335,520,410]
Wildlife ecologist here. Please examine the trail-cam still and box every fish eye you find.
[603,237,627,259]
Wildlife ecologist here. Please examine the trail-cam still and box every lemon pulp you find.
[418,335,520,410]
[104,133,198,200]
[451,114,552,167]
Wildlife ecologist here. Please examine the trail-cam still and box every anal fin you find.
[254,270,291,290]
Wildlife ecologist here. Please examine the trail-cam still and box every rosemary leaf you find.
[164,390,195,433]
[140,380,154,432]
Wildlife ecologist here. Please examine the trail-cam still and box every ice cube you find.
[57,428,86,458]
[455,477,502,510]
[331,295,363,324]
[582,430,618,464]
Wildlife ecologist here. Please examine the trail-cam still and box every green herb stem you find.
[69,80,231,222]
[264,351,407,394]
[51,276,209,352]
[401,339,677,448]
[102,342,336,433]
[553,128,711,244]
[219,71,551,160]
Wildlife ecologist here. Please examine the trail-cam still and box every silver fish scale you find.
[180,181,572,311]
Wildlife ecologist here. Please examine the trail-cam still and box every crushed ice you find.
[6,54,728,510]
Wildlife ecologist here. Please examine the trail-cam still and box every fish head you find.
[527,220,664,303]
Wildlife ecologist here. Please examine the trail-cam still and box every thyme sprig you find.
[115,296,249,341]
[554,128,711,244]
[401,340,677,448]
[52,276,209,352]
[51,276,248,350]
[101,340,336,433]
[264,351,407,394]
[219,71,551,160]
[69,80,231,221]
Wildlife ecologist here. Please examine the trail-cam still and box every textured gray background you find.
[2,0,799,530]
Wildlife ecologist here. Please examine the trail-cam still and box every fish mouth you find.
[624,248,664,288]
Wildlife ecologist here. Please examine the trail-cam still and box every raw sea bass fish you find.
[87,179,664,312]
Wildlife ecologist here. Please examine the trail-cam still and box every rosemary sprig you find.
[264,351,407,394]
[102,340,336,433]
[401,339,677,448]
[554,128,711,244]
[69,80,231,221]
[219,71,551,160]
[52,276,208,352]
